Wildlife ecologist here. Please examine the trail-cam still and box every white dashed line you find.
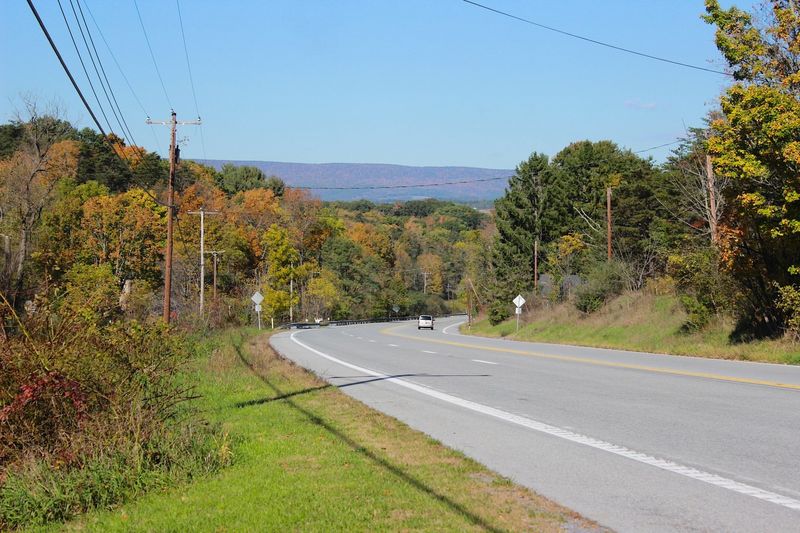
[368,339,376,343]
[422,350,437,354]
[289,331,800,512]
[388,344,399,347]
[472,359,498,365]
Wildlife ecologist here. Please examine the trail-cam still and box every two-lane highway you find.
[270,317,800,532]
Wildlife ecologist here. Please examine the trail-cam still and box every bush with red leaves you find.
[0,371,88,457]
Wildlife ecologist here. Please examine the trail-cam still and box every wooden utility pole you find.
[205,250,224,300]
[705,155,719,244]
[147,112,201,324]
[289,263,294,322]
[534,238,539,292]
[188,207,220,316]
[606,187,612,261]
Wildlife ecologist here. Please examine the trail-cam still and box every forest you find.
[0,0,798,528]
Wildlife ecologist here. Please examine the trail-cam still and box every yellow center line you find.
[378,325,800,392]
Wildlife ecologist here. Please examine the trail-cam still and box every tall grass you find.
[469,291,800,364]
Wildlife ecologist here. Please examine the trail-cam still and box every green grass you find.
[467,292,800,364]
[39,328,597,532]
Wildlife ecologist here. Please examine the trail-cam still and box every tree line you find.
[488,1,800,341]
[0,108,490,330]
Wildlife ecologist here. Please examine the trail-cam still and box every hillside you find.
[467,292,800,364]
[197,159,512,202]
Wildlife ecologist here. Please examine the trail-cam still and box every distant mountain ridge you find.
[196,159,513,203]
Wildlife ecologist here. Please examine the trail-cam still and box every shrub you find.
[679,295,713,332]
[777,284,800,341]
[488,300,511,325]
[574,260,627,314]
[667,248,735,332]
[0,297,231,529]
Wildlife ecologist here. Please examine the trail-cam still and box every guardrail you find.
[281,313,466,330]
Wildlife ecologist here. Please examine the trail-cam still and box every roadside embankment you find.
[58,328,602,532]
[466,292,800,365]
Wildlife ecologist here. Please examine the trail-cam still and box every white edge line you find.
[442,320,465,335]
[288,331,800,512]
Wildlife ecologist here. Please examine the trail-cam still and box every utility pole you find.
[188,207,220,316]
[146,112,201,324]
[205,250,225,300]
[467,278,472,329]
[289,263,294,323]
[706,155,719,245]
[606,186,612,261]
[534,238,539,292]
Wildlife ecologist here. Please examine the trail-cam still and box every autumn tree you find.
[78,188,166,284]
[303,269,340,320]
[260,224,300,320]
[0,102,78,301]
[417,252,444,295]
[704,0,800,337]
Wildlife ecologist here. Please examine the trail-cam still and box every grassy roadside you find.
[47,328,601,532]
[466,292,800,364]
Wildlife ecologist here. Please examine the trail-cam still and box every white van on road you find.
[418,315,434,330]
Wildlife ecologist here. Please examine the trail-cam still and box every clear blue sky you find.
[1,1,738,169]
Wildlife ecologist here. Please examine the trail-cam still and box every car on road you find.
[418,315,434,330]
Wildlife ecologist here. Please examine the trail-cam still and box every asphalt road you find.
[270,317,800,532]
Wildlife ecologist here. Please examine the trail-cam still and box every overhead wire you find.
[67,0,134,146]
[176,0,207,160]
[461,0,731,77]
[26,0,107,136]
[55,0,113,134]
[291,140,683,190]
[132,0,173,110]
[81,0,164,155]
[74,0,137,146]
[27,0,182,219]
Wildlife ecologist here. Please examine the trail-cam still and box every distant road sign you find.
[515,307,522,315]
[392,305,400,313]
[513,294,526,308]
[251,291,264,305]
[255,304,262,313]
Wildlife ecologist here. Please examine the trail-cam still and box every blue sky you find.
[1,1,738,169]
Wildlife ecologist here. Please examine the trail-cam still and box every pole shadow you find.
[232,339,505,533]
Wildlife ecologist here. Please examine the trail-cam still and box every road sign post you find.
[513,294,525,333]
[251,291,264,330]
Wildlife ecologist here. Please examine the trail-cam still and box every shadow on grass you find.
[235,384,331,407]
[232,338,505,533]
[236,373,490,408]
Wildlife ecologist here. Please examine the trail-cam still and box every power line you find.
[74,0,137,146]
[291,140,681,190]
[462,0,731,77]
[83,0,149,118]
[633,140,682,154]
[55,0,113,133]
[27,0,106,135]
[132,0,173,110]
[28,0,170,211]
[176,0,207,160]
[67,0,134,146]
[82,0,164,155]
[295,176,509,191]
